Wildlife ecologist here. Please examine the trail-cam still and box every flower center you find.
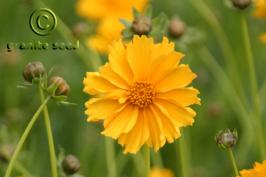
[128,81,156,108]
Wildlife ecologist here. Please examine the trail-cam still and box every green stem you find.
[4,97,50,177]
[105,138,117,177]
[144,145,150,177]
[227,149,239,176]
[176,133,189,177]
[38,84,58,177]
[153,151,164,168]
[240,12,266,159]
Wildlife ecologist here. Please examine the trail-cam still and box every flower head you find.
[239,160,266,177]
[83,35,200,153]
[215,129,238,149]
[77,0,148,53]
[253,0,266,19]
[150,168,174,177]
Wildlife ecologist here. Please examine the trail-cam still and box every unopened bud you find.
[49,76,70,96]
[168,18,186,39]
[72,22,88,38]
[0,144,14,163]
[208,103,222,118]
[215,129,238,149]
[23,61,46,83]
[231,0,251,9]
[62,154,81,175]
[132,16,152,35]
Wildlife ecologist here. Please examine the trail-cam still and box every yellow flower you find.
[77,0,148,53]
[150,168,174,177]
[253,0,266,19]
[239,160,266,177]
[259,33,266,44]
[88,18,124,53]
[77,0,148,20]
[83,35,200,153]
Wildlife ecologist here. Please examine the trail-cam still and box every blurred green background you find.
[0,0,266,176]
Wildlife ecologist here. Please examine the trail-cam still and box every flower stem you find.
[227,148,239,176]
[38,84,58,177]
[105,138,117,177]
[240,12,266,159]
[4,97,50,177]
[144,145,150,177]
[176,133,189,177]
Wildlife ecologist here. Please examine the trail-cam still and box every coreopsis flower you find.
[77,0,148,53]
[83,35,200,153]
[253,0,266,19]
[239,160,266,177]
[150,168,174,177]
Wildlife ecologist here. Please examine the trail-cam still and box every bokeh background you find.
[0,0,266,176]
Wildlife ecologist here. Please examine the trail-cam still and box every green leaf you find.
[119,19,132,28]
[132,7,141,18]
[145,5,153,18]
[150,13,169,42]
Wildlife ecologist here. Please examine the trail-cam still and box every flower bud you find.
[132,16,152,35]
[23,61,46,83]
[62,154,81,175]
[231,0,251,9]
[215,129,238,149]
[168,18,186,39]
[49,76,70,96]
[208,102,222,118]
[72,22,88,38]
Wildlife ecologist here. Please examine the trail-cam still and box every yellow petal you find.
[102,105,139,139]
[153,37,175,59]
[118,110,149,154]
[85,98,124,122]
[76,0,107,19]
[144,108,165,151]
[83,72,122,94]
[99,63,129,89]
[108,40,133,83]
[155,64,197,92]
[157,87,200,106]
[88,35,110,53]
[149,51,184,84]
[150,105,181,143]
[155,99,196,126]
[126,35,154,81]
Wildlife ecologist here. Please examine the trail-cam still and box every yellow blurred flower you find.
[150,168,174,177]
[259,33,266,43]
[253,0,266,19]
[83,35,200,153]
[239,160,266,177]
[77,0,148,20]
[77,0,148,53]
[88,18,124,53]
